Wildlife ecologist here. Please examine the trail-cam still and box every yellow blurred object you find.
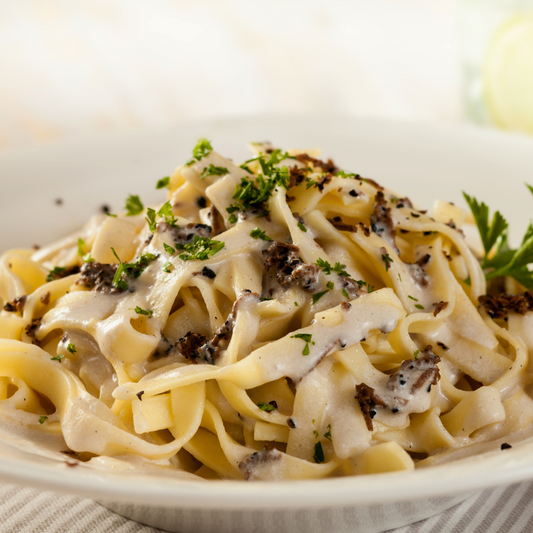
[484,13,533,134]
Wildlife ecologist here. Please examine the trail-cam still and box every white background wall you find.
[0,0,460,151]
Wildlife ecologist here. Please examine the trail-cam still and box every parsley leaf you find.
[125,194,144,216]
[83,253,95,263]
[313,441,325,463]
[134,306,153,318]
[201,165,228,180]
[290,333,315,355]
[312,290,329,304]
[111,249,158,290]
[257,402,275,412]
[51,354,65,363]
[326,281,334,290]
[77,238,85,256]
[315,258,351,277]
[381,252,394,271]
[297,221,307,233]
[464,187,533,289]
[156,176,170,189]
[46,267,67,282]
[342,288,349,299]
[414,349,420,359]
[324,424,332,441]
[250,228,272,241]
[186,138,213,166]
[176,235,224,261]
[67,343,76,354]
[39,415,47,424]
[162,261,172,273]
[164,243,176,255]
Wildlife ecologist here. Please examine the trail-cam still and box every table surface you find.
[1,480,533,533]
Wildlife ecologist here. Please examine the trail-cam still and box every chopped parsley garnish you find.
[260,297,273,301]
[326,281,334,290]
[324,424,332,441]
[413,349,420,359]
[186,138,213,166]
[250,228,272,241]
[257,402,276,412]
[291,333,315,355]
[294,301,299,306]
[51,354,65,363]
[164,243,176,254]
[77,238,85,256]
[297,221,307,233]
[111,248,158,290]
[313,430,319,438]
[162,261,172,273]
[368,284,375,293]
[125,194,144,216]
[408,295,418,301]
[381,252,394,271]
[83,253,95,263]
[312,290,329,304]
[156,176,170,189]
[201,165,228,180]
[313,441,325,463]
[463,188,533,289]
[315,258,351,277]
[146,201,178,233]
[342,288,349,299]
[336,170,359,179]
[66,343,76,354]
[106,212,117,217]
[398,273,402,282]
[415,304,425,310]
[226,150,295,221]
[39,415,47,424]
[176,235,224,261]
[46,267,67,282]
[134,306,153,318]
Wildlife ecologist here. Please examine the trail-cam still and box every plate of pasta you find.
[1,116,533,533]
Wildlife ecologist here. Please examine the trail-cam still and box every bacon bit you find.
[316,173,333,192]
[356,383,387,431]
[40,292,51,306]
[387,346,441,395]
[263,241,319,291]
[479,292,533,319]
[436,341,449,350]
[238,446,282,481]
[395,197,413,209]
[77,263,122,294]
[434,301,449,317]
[25,318,42,339]
[295,153,338,174]
[288,165,308,188]
[176,332,208,363]
[3,295,27,314]
[327,217,357,232]
[358,223,370,237]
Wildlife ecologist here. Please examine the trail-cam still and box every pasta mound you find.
[0,140,530,481]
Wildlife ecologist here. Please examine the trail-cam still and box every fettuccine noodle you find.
[0,140,531,480]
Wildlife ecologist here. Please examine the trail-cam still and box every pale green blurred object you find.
[459,0,533,134]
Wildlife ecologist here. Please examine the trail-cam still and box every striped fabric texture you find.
[0,481,532,533]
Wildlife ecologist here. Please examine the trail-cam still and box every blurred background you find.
[0,0,532,152]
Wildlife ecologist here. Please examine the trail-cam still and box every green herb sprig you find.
[464,188,533,289]
[186,139,213,166]
[176,236,224,261]
[125,195,144,216]
[290,333,315,355]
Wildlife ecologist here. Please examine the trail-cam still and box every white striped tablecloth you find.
[0,481,532,533]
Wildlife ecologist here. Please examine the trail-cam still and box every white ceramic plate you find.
[1,116,533,533]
